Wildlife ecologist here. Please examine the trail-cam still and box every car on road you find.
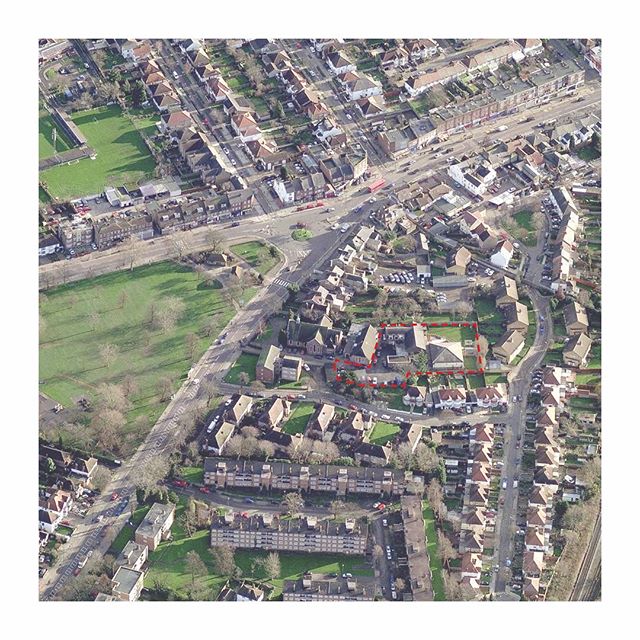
[502,480,507,490]
[385,545,392,560]
[198,486,210,494]
[330,223,340,230]
[244,498,255,504]
[173,479,189,488]
[382,518,388,527]
[110,492,119,501]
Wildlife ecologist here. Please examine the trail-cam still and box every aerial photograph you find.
[37,36,601,603]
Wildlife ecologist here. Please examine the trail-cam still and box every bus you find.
[368,178,386,193]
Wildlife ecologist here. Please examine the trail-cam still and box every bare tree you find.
[152,296,186,332]
[238,372,250,390]
[136,456,171,492]
[91,465,111,492]
[96,383,129,413]
[258,552,281,581]
[88,310,101,332]
[185,550,208,586]
[91,409,125,452]
[156,376,174,402]
[224,435,244,459]
[437,529,457,566]
[122,375,139,399]
[185,332,199,363]
[210,545,237,577]
[258,440,276,461]
[414,443,439,473]
[282,491,305,516]
[329,499,346,518]
[394,577,406,592]
[98,343,120,368]
[426,479,445,521]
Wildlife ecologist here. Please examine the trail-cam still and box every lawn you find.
[475,296,504,341]
[282,402,315,435]
[587,344,601,368]
[369,421,400,445]
[576,145,601,162]
[223,353,258,385]
[484,373,507,385]
[229,240,281,276]
[466,373,486,389]
[375,389,407,411]
[39,111,73,159]
[40,262,241,455]
[179,466,204,485]
[40,105,157,200]
[575,372,600,385]
[511,209,539,247]
[422,502,445,601]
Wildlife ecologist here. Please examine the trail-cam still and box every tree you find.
[437,529,457,566]
[426,478,445,521]
[122,375,139,399]
[88,310,101,332]
[201,379,218,405]
[282,491,304,516]
[238,372,250,390]
[130,81,146,107]
[153,296,186,332]
[185,550,208,586]
[185,332,199,363]
[414,442,439,473]
[91,408,125,452]
[98,81,119,103]
[372,544,384,567]
[259,552,281,581]
[180,510,198,538]
[136,457,171,492]
[329,499,346,518]
[258,440,276,461]
[98,343,119,368]
[45,457,56,474]
[224,435,244,459]
[394,577,406,592]
[393,442,415,470]
[210,545,237,577]
[156,376,174,402]
[443,571,464,600]
[125,236,141,271]
[96,383,129,413]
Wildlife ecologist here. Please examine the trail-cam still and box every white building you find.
[490,239,515,268]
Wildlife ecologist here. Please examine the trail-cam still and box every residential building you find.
[207,421,235,455]
[490,239,514,268]
[563,301,589,335]
[256,344,281,384]
[225,394,253,424]
[494,275,519,306]
[399,495,434,600]
[563,333,592,368]
[114,541,148,572]
[280,355,303,382]
[343,324,379,366]
[111,566,144,601]
[446,246,472,275]
[326,51,356,75]
[210,513,368,555]
[203,458,406,495]
[135,502,175,551]
[283,573,375,601]
[286,316,343,356]
[503,301,529,333]
[493,330,526,364]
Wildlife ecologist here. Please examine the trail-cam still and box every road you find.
[569,509,601,601]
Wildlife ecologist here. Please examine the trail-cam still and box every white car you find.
[331,223,340,230]
[346,113,352,120]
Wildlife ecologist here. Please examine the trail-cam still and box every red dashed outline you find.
[333,321,484,389]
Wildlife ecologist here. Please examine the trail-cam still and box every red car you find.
[349,404,357,410]
[377,503,386,511]
[110,492,119,501]
[173,480,188,488]
[198,486,210,494]
[73,567,81,576]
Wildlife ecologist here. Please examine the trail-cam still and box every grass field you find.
[179,466,204,485]
[40,105,157,200]
[475,296,504,341]
[145,497,372,599]
[422,502,446,601]
[39,111,73,159]
[282,402,315,435]
[369,421,400,445]
[40,262,241,454]
[229,241,280,276]
[223,353,258,384]
[511,209,539,247]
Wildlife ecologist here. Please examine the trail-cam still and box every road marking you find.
[273,277,290,288]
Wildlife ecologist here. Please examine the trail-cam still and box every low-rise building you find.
[111,566,144,601]
[562,333,593,368]
[283,573,375,601]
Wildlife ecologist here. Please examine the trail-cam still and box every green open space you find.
[484,373,507,385]
[40,261,242,455]
[179,466,205,485]
[422,501,445,601]
[39,111,73,159]
[223,353,258,385]
[369,421,400,445]
[282,402,315,435]
[40,105,157,200]
[587,344,601,368]
[466,373,486,389]
[229,240,281,276]
[375,388,408,411]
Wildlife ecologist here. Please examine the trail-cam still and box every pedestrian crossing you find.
[296,249,310,258]
[273,277,291,288]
